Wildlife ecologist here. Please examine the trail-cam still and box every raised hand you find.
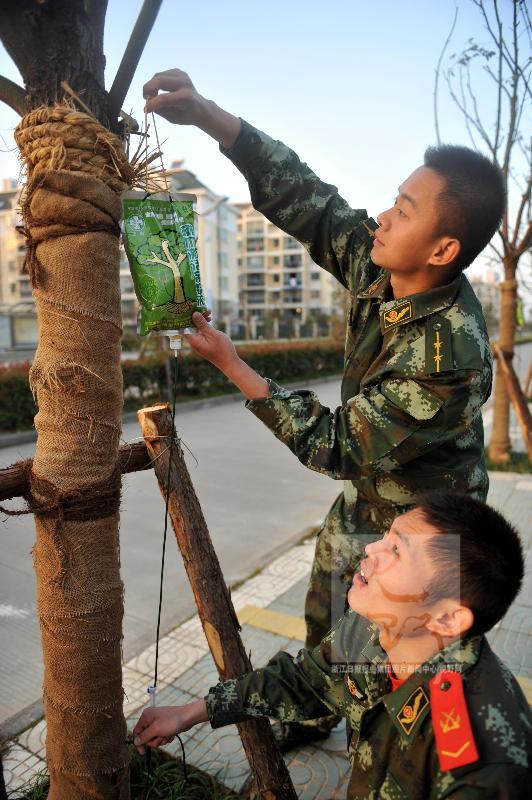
[143,68,204,126]
[142,68,241,148]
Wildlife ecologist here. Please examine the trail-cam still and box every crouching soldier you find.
[133,492,531,799]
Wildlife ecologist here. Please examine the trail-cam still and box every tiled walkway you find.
[3,471,532,797]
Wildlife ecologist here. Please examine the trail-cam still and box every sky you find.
[0,0,527,281]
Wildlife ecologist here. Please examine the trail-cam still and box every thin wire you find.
[153,352,179,689]
[144,353,188,798]
[151,112,170,195]
[143,110,149,193]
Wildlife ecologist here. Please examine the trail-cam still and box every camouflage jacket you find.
[223,123,492,522]
[205,611,531,799]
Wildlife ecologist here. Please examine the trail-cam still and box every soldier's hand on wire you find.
[133,706,183,754]
[143,69,204,125]
[185,311,239,371]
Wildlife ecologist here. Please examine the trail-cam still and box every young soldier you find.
[143,69,504,746]
[133,492,531,798]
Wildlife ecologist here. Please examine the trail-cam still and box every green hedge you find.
[0,342,344,432]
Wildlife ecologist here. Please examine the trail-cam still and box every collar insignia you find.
[346,675,367,701]
[383,300,412,330]
[396,686,429,735]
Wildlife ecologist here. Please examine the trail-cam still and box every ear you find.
[428,237,461,268]
[426,603,474,638]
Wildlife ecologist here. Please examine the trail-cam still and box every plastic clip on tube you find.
[147,684,157,707]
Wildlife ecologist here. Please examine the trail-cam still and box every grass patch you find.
[486,450,531,474]
[7,742,242,799]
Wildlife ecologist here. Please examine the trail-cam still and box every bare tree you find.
[0,2,162,797]
[434,0,531,462]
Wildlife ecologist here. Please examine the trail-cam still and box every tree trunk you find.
[488,272,517,462]
[0,2,130,797]
[0,0,113,128]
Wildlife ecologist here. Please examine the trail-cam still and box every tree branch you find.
[0,74,27,115]
[108,0,163,120]
[512,170,532,249]
[446,73,479,149]
[516,219,532,259]
[434,4,458,145]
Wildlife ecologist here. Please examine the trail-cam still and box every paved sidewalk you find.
[3,469,532,797]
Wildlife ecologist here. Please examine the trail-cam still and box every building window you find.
[311,271,320,280]
[284,255,302,268]
[273,274,280,283]
[247,237,264,251]
[247,290,265,304]
[284,237,300,250]
[272,256,280,265]
[311,290,321,299]
[248,256,264,269]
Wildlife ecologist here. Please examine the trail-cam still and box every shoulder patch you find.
[425,315,453,374]
[397,686,429,735]
[353,217,378,247]
[346,675,367,702]
[430,670,479,771]
[382,301,412,330]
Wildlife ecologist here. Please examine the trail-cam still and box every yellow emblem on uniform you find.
[383,301,412,330]
[367,274,385,294]
[346,675,366,701]
[440,707,461,733]
[397,686,429,735]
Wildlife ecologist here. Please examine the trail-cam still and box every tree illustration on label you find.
[136,232,193,312]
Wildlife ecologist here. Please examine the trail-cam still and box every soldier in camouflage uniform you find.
[134,493,530,798]
[143,69,505,744]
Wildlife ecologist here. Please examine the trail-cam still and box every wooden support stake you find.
[138,403,298,800]
[493,344,532,462]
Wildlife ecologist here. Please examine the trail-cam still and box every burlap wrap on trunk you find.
[25,169,129,796]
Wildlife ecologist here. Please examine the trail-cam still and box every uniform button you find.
[440,681,451,691]
[434,322,442,330]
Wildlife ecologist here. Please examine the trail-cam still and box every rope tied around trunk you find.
[0,461,121,522]
[15,105,136,192]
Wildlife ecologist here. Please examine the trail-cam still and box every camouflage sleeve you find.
[437,763,531,799]
[221,120,368,288]
[245,370,488,480]
[204,620,347,729]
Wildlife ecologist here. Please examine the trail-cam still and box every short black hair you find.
[423,145,506,270]
[417,491,523,636]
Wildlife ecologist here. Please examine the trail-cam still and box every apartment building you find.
[233,203,334,337]
[166,162,240,325]
[0,180,31,306]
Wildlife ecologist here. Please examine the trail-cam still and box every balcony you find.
[246,237,264,252]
